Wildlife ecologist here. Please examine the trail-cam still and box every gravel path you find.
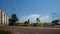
[0,26,60,34]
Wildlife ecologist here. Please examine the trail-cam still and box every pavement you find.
[0,26,60,34]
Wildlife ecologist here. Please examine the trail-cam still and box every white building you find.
[0,9,9,25]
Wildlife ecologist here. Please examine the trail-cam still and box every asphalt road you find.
[0,26,60,34]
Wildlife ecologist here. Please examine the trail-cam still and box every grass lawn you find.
[0,30,11,34]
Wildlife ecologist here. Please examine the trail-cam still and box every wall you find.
[0,9,9,25]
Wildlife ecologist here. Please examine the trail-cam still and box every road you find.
[0,26,60,34]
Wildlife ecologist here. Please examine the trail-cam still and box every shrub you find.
[32,23,37,26]
[43,23,51,27]
[37,23,43,27]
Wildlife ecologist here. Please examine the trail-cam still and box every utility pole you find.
[51,12,56,21]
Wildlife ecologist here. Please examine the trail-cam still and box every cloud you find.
[20,14,40,23]
[40,15,52,22]
[20,14,52,23]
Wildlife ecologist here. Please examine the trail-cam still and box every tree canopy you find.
[51,20,60,25]
[9,14,18,26]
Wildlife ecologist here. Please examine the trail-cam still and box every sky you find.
[0,0,60,23]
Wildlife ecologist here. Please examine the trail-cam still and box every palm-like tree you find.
[36,18,40,23]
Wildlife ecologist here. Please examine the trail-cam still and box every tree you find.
[11,14,18,25]
[9,18,13,26]
[24,19,30,26]
[36,18,40,23]
[24,21,28,24]
[24,21,28,26]
[51,20,59,26]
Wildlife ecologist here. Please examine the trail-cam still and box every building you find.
[0,9,9,25]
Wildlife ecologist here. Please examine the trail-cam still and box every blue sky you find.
[0,0,60,23]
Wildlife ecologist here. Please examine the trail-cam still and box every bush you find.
[15,23,29,26]
[32,23,37,26]
[37,23,43,27]
[43,23,51,27]
[15,22,51,27]
[35,22,51,27]
[15,23,24,26]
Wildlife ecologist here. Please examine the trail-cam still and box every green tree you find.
[11,14,18,25]
[36,18,40,23]
[51,20,59,26]
[24,21,28,26]
[24,19,30,26]
[24,21,28,24]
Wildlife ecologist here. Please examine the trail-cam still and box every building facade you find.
[0,9,9,25]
